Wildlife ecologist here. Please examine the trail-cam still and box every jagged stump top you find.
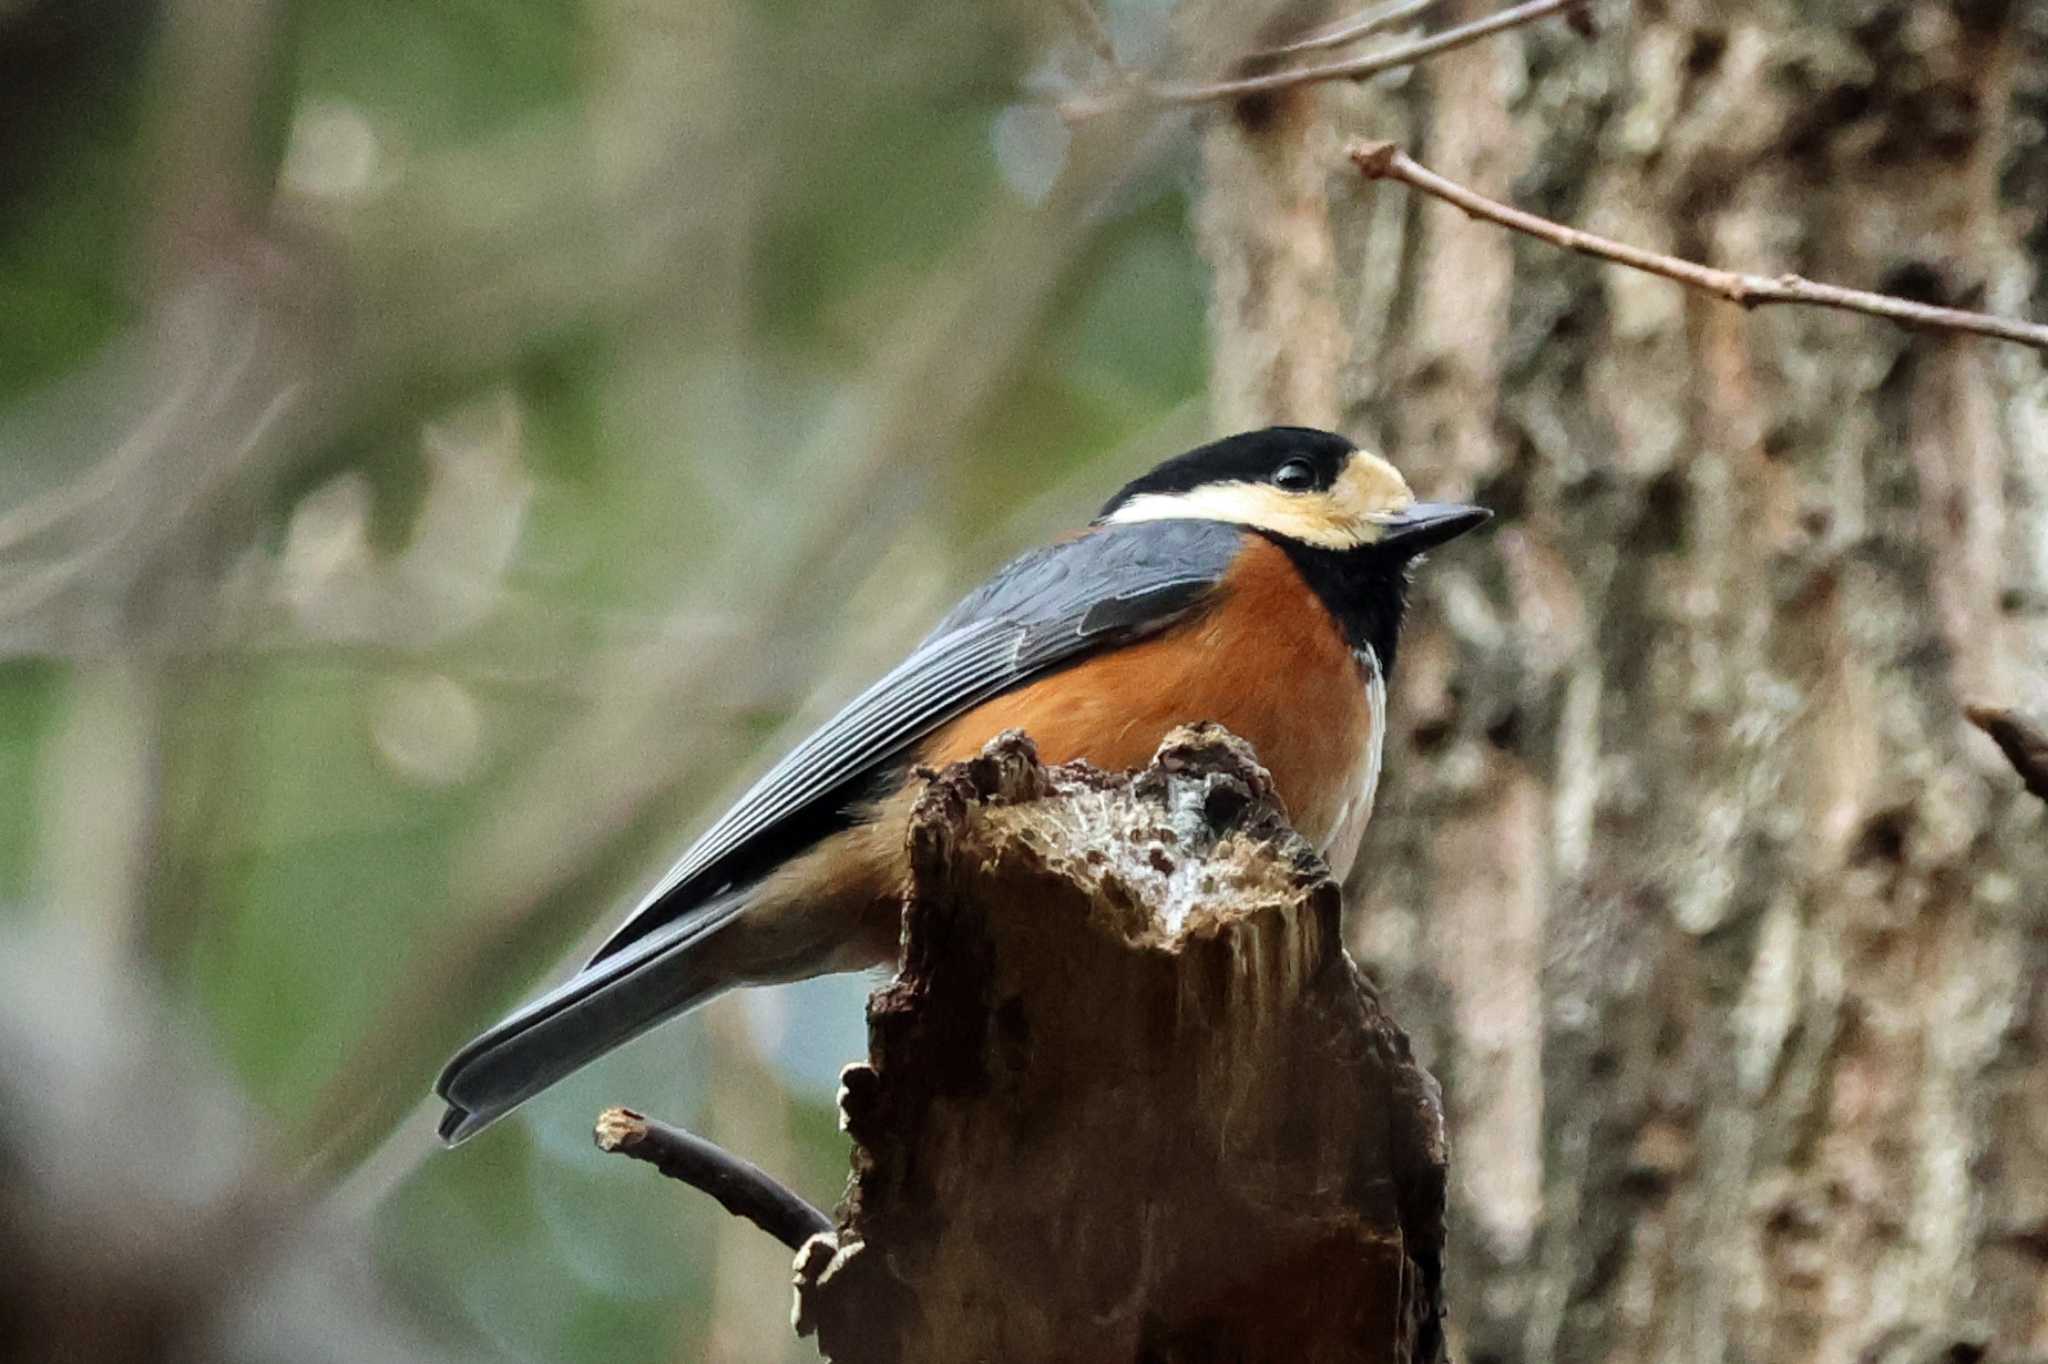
[796,724,1448,1364]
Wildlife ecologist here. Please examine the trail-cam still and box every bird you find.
[434,426,1488,1144]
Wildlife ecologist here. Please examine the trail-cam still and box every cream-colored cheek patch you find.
[1104,451,1418,551]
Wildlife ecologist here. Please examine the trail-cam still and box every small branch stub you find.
[794,725,1449,1364]
[1966,704,2048,803]
[593,1107,831,1252]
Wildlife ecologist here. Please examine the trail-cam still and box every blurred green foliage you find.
[1,0,1208,1358]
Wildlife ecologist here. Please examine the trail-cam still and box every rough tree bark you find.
[1194,3,2048,1362]
[790,727,1448,1364]
[1179,0,1349,431]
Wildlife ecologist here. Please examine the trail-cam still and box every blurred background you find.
[4,0,2047,1361]
[0,0,1212,1358]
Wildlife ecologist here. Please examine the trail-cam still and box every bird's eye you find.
[1272,458,1318,492]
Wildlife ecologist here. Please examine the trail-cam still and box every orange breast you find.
[920,536,1378,864]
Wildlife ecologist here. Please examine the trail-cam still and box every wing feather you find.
[586,518,1245,964]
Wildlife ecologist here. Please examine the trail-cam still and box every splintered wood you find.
[793,725,1448,1364]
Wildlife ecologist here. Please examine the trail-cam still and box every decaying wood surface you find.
[792,725,1449,1364]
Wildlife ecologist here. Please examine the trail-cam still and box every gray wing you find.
[586,517,1246,964]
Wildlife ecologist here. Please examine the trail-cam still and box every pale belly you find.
[1313,653,1387,884]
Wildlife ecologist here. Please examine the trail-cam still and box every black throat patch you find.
[1253,530,1411,679]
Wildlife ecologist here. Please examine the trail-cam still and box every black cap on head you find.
[1099,426,1358,519]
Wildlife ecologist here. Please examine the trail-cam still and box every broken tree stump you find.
[793,725,1449,1364]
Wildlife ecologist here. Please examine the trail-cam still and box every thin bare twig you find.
[1254,0,1442,58]
[1966,704,2048,803]
[1349,141,2048,352]
[594,1107,832,1252]
[1061,0,1586,120]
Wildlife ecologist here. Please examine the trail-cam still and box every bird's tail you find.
[433,890,752,1145]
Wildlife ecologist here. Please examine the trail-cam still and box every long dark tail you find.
[433,890,752,1145]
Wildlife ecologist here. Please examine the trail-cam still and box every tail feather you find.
[434,891,751,1145]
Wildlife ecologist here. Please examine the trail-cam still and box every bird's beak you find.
[1375,501,1491,555]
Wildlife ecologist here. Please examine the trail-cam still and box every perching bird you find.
[435,426,1487,1143]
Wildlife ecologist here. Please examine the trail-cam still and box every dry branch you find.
[1255,0,1444,59]
[793,726,1449,1364]
[593,1107,831,1252]
[1062,0,1586,120]
[1966,704,2048,803]
[1350,141,2048,352]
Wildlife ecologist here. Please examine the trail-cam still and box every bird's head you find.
[1096,426,1488,558]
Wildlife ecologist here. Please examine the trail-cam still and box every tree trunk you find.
[793,727,1448,1364]
[1196,3,2048,1361]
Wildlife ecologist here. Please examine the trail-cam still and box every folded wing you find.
[432,518,1245,1141]
[583,516,1246,965]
